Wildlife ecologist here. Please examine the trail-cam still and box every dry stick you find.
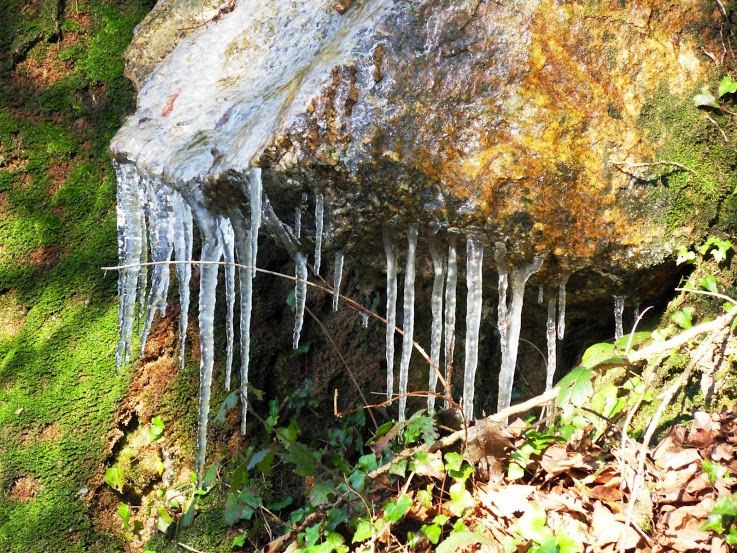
[103,259,451,401]
[173,542,206,553]
[609,160,697,175]
[305,306,378,431]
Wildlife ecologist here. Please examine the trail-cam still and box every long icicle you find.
[384,229,398,402]
[614,295,625,339]
[249,167,262,277]
[497,251,544,414]
[495,242,509,378]
[314,194,324,276]
[230,215,253,434]
[427,235,446,413]
[398,225,418,423]
[332,251,344,312]
[462,234,484,421]
[173,194,193,369]
[545,296,557,391]
[193,212,223,482]
[115,162,144,371]
[219,217,236,390]
[443,234,458,409]
[293,252,308,349]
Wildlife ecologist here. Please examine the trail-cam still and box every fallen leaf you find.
[591,501,641,549]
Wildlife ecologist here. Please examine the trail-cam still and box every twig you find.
[705,114,730,143]
[625,306,653,354]
[306,306,378,431]
[609,160,697,181]
[627,308,736,363]
[174,543,206,553]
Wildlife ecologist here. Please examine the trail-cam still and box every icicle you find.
[139,181,175,355]
[545,297,557,391]
[332,251,344,312]
[495,242,509,368]
[249,167,262,277]
[219,217,236,390]
[293,252,308,349]
[193,212,223,482]
[261,194,300,255]
[497,252,544,414]
[614,295,625,339]
[115,162,145,371]
[462,234,484,421]
[172,195,193,370]
[360,312,369,328]
[384,229,398,402]
[537,285,544,304]
[136,186,149,337]
[333,252,345,311]
[557,272,570,341]
[314,194,324,276]
[633,298,640,321]
[427,236,446,413]
[294,209,301,239]
[230,215,253,434]
[443,234,458,410]
[398,225,418,423]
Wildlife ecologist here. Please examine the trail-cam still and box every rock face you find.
[114,0,726,281]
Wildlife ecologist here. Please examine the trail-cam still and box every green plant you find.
[703,493,737,545]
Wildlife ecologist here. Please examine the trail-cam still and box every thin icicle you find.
[384,229,398,402]
[193,214,223,482]
[495,242,509,367]
[360,312,369,328]
[295,210,302,240]
[398,225,418,423]
[557,272,570,341]
[614,295,625,339]
[462,234,484,421]
[332,251,344,312]
[172,195,193,370]
[139,182,175,355]
[537,285,544,304]
[545,297,557,391]
[314,194,324,276]
[115,162,144,371]
[261,194,300,255]
[633,298,640,321]
[135,181,149,338]
[293,252,308,349]
[497,253,544,414]
[427,236,446,413]
[219,217,236,390]
[230,215,253,434]
[443,234,458,410]
[249,167,262,277]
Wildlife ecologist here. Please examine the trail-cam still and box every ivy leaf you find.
[515,505,553,544]
[215,390,239,423]
[672,307,695,330]
[352,519,372,543]
[700,274,719,294]
[718,75,737,97]
[580,342,617,368]
[148,416,165,442]
[118,503,131,530]
[421,523,443,545]
[556,367,594,409]
[384,495,413,524]
[309,482,335,506]
[156,507,173,533]
[232,533,248,547]
[703,459,729,485]
[403,411,437,444]
[702,513,726,534]
[448,481,475,516]
[105,466,125,493]
[694,85,718,107]
[676,246,697,265]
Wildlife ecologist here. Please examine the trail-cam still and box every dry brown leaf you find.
[480,485,534,519]
[660,448,702,471]
[538,491,587,516]
[591,501,641,549]
[539,444,586,477]
[589,485,623,504]
[709,442,734,462]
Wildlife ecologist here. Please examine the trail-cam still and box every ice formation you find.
[496,244,544,414]
[219,217,236,390]
[398,225,418,423]
[249,168,262,276]
[537,285,544,304]
[614,295,625,339]
[293,252,308,349]
[360,312,370,328]
[314,194,324,276]
[427,236,446,412]
[383,230,398,401]
[462,234,484,421]
[172,196,193,370]
[443,234,458,410]
[557,271,570,341]
[546,297,557,391]
[332,251,344,312]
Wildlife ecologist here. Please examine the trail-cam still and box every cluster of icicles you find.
[114,162,630,480]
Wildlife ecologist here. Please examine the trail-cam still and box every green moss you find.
[638,85,737,243]
[0,0,153,549]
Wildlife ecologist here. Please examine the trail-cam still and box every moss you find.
[0,0,153,549]
[638,85,737,243]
